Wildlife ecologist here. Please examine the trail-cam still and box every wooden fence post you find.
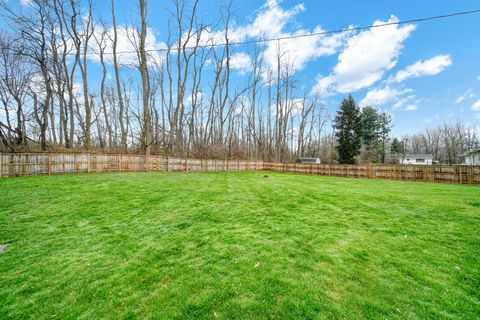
[7,153,11,177]
[87,153,91,173]
[0,152,476,184]
[48,153,52,175]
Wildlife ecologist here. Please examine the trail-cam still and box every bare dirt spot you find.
[0,244,9,253]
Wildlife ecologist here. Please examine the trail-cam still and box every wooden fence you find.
[1,153,479,185]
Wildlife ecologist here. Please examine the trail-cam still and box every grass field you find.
[1,172,479,319]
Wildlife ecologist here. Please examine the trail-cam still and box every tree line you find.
[332,95,479,164]
[0,0,478,164]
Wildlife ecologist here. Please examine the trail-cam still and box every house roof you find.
[400,154,433,158]
[459,149,480,157]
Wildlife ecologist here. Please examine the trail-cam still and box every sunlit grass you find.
[1,172,479,319]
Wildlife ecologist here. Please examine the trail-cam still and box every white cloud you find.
[185,91,205,107]
[88,25,166,67]
[360,86,411,107]
[288,98,305,116]
[207,0,346,74]
[454,88,475,104]
[392,95,416,110]
[311,75,336,97]
[477,75,480,81]
[262,26,347,73]
[312,16,415,96]
[455,96,465,104]
[405,104,418,111]
[250,0,305,39]
[203,1,305,46]
[28,73,47,99]
[20,0,31,6]
[472,100,480,111]
[271,98,304,117]
[230,52,252,75]
[390,54,452,83]
[232,0,305,42]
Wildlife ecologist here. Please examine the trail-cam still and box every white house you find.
[460,149,480,165]
[299,157,321,164]
[399,154,433,165]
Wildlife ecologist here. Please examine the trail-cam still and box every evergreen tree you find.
[361,106,381,161]
[391,138,404,155]
[378,112,392,163]
[334,95,362,164]
[360,107,392,163]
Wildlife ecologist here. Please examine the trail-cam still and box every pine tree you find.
[361,106,381,161]
[391,138,404,155]
[360,107,392,163]
[378,112,392,163]
[334,95,362,164]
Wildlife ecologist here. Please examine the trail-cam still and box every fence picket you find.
[0,152,478,184]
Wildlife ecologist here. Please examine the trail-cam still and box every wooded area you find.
[0,0,330,161]
[1,152,478,184]
[0,0,478,164]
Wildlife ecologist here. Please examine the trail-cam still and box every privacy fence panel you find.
[0,153,478,185]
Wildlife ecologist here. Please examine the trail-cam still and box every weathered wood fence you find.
[1,153,479,185]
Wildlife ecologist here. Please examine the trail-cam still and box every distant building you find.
[460,149,480,165]
[299,157,321,164]
[399,154,433,165]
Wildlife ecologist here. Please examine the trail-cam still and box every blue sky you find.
[8,0,480,136]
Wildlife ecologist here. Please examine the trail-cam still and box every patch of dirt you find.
[0,244,9,253]
[262,175,272,179]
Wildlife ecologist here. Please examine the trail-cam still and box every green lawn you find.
[0,172,479,319]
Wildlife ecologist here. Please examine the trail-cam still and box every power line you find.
[8,8,480,56]
[128,8,480,55]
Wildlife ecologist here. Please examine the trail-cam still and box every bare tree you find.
[0,34,32,149]
[109,0,127,150]
[94,21,113,148]
[138,0,152,154]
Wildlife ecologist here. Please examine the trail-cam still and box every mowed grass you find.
[0,172,479,319]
